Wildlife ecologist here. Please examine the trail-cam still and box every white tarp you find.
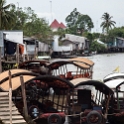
[97,39,107,47]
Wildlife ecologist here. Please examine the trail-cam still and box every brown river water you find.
[87,53,124,80]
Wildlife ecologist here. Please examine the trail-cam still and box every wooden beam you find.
[9,70,12,124]
[20,75,29,122]
[0,47,2,73]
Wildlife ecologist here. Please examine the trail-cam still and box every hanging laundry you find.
[19,44,24,54]
[5,41,17,55]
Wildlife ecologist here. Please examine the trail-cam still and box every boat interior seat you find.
[77,89,92,111]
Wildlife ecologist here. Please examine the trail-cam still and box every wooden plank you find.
[0,97,9,100]
[20,75,29,121]
[3,120,27,124]
[0,103,14,107]
[0,110,20,115]
[0,107,17,111]
[0,115,24,119]
[0,100,9,104]
[0,92,9,96]
[0,47,2,73]
[9,70,12,124]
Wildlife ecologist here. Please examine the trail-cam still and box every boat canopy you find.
[72,79,113,95]
[23,75,74,89]
[0,69,39,84]
[0,69,40,91]
[105,78,124,89]
[48,59,91,70]
[47,60,71,70]
[0,75,36,91]
[69,57,94,66]
[19,60,49,68]
[103,72,124,82]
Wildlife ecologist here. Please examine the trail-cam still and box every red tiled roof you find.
[50,19,60,28]
[59,22,66,28]
[50,19,66,29]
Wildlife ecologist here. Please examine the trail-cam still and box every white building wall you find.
[65,34,86,49]
[4,31,23,44]
[38,42,49,52]
[53,35,72,52]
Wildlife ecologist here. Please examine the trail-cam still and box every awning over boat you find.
[0,69,35,84]
[103,72,124,82]
[24,75,74,89]
[69,57,94,66]
[71,79,113,95]
[19,60,49,68]
[48,59,91,70]
[48,60,72,70]
[0,75,36,91]
[105,78,124,89]
[73,62,90,69]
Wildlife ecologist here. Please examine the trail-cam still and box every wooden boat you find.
[19,60,50,75]
[68,78,113,124]
[0,69,39,123]
[47,57,94,80]
[103,72,124,124]
[0,74,74,124]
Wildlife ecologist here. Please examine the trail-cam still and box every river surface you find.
[87,53,124,80]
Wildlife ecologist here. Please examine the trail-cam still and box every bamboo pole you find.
[9,70,12,124]
[0,47,2,73]
[25,42,29,61]
[34,45,37,60]
[16,44,19,69]
[20,75,29,121]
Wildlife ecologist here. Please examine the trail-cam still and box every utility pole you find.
[17,2,19,9]
[50,1,53,23]
[17,2,19,14]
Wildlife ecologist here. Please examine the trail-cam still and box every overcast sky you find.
[7,0,124,33]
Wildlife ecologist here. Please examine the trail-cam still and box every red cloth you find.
[19,44,24,54]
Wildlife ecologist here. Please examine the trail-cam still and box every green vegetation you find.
[65,8,94,35]
[100,12,116,34]
[0,0,52,42]
[0,0,15,29]
[1,1,124,52]
[90,41,106,53]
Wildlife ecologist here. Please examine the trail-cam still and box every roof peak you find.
[50,19,66,29]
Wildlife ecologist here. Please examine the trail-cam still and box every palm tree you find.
[0,0,15,29]
[100,12,116,34]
